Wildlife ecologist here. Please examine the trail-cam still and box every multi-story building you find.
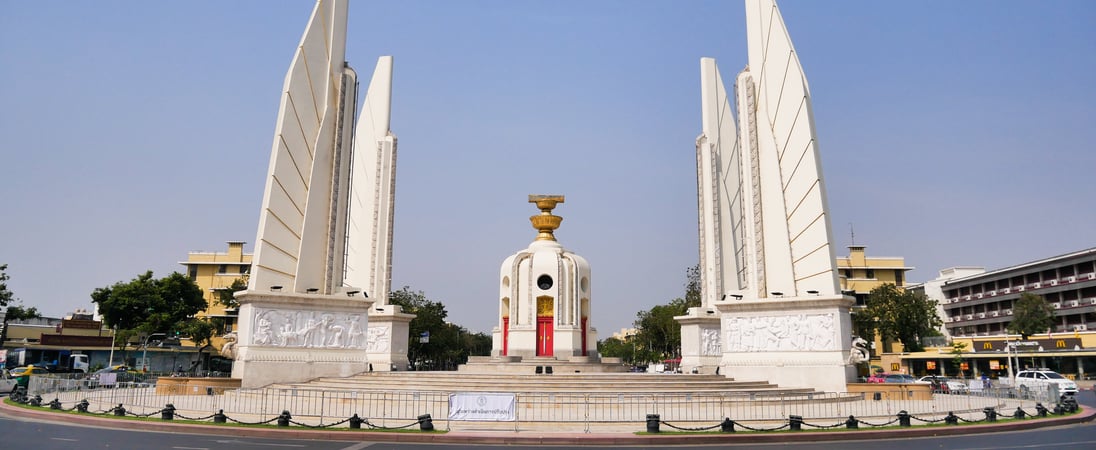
[895,248,1096,380]
[936,248,1096,337]
[178,241,252,338]
[836,245,913,306]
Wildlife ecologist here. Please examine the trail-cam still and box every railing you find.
[21,375,1054,432]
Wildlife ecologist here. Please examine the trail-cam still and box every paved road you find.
[1,391,1094,449]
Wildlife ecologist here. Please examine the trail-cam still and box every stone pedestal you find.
[714,295,856,393]
[364,304,414,371]
[231,291,373,388]
[676,307,723,374]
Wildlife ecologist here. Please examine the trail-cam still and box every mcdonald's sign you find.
[983,341,994,350]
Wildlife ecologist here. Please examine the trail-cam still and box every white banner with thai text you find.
[448,393,516,421]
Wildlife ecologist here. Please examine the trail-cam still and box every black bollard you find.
[897,410,911,427]
[49,398,62,410]
[1013,407,1026,420]
[720,417,735,433]
[1035,403,1048,417]
[789,415,803,431]
[277,410,292,427]
[30,395,42,407]
[213,409,227,423]
[1065,397,1079,413]
[418,414,434,431]
[646,414,660,433]
[846,415,858,429]
[114,404,126,416]
[76,399,89,413]
[349,414,364,429]
[162,404,175,421]
[983,407,997,422]
[945,412,959,425]
[1053,403,1064,415]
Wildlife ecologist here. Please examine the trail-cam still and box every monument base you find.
[232,290,374,388]
[714,294,856,393]
[675,307,723,374]
[364,304,414,371]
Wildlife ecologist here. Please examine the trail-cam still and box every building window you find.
[240,265,251,274]
[844,270,852,279]
[866,269,875,279]
[188,266,198,279]
[218,264,227,274]
[895,271,904,285]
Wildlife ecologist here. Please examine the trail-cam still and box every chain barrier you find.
[659,421,723,431]
[908,414,949,424]
[224,416,281,426]
[855,417,899,427]
[799,419,847,429]
[362,417,430,430]
[10,384,1085,433]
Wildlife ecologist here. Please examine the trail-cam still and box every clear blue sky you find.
[2,1,1093,336]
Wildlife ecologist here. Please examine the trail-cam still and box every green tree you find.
[0,264,12,307]
[215,278,249,310]
[629,265,704,364]
[597,336,637,364]
[950,341,968,377]
[1007,293,1056,340]
[0,264,44,344]
[91,271,208,344]
[863,283,941,353]
[389,286,450,370]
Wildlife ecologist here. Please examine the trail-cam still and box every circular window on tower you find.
[537,274,554,290]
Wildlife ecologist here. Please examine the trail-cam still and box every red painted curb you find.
[2,400,1092,445]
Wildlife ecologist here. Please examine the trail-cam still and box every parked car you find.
[87,365,141,387]
[9,366,50,377]
[866,373,888,383]
[918,376,969,394]
[882,374,925,384]
[0,370,17,394]
[1015,369,1078,396]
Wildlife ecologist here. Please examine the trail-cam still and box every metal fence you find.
[24,374,1065,432]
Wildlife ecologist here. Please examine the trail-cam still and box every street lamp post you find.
[140,333,166,373]
[107,326,117,368]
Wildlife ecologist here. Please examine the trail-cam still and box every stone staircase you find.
[271,371,820,396]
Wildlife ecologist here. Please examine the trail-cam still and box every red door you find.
[502,317,509,356]
[581,317,588,357]
[536,316,554,356]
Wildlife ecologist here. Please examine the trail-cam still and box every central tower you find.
[493,196,596,360]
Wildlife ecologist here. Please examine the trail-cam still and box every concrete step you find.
[269,371,820,395]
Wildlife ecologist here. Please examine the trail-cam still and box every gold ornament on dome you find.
[528,195,565,241]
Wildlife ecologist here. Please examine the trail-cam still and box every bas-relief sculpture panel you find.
[366,325,390,352]
[701,328,722,356]
[250,308,367,349]
[725,313,836,352]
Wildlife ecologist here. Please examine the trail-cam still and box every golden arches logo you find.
[1056,340,1066,348]
[983,342,993,350]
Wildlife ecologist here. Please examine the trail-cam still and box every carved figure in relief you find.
[254,315,274,345]
[848,336,869,364]
[347,315,364,347]
[366,325,389,352]
[701,328,722,355]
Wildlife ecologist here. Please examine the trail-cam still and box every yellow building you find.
[836,245,914,364]
[836,245,913,306]
[179,241,252,344]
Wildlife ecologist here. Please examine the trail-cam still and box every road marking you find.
[213,440,306,447]
[50,438,78,442]
[339,443,375,450]
[172,447,209,450]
